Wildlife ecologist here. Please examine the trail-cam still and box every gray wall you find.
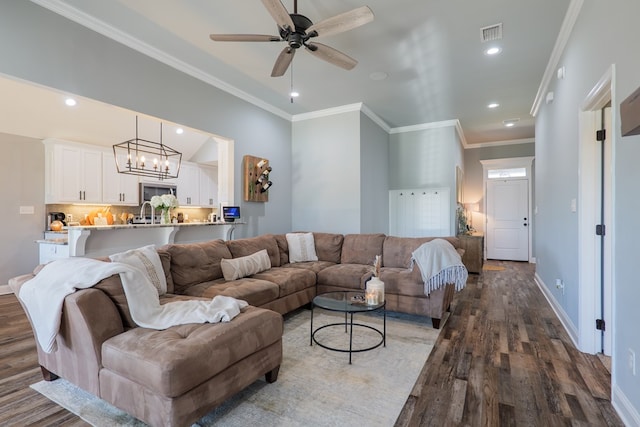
[534,0,640,420]
[292,111,361,234]
[1,133,44,284]
[0,1,292,245]
[360,112,390,233]
[389,126,463,235]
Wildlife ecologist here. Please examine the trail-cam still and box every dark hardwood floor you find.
[0,261,623,426]
[396,261,623,426]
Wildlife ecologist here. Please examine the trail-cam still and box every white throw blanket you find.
[411,239,468,295]
[18,257,248,353]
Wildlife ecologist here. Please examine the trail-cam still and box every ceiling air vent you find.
[480,23,503,43]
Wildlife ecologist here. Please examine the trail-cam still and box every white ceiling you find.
[15,0,571,148]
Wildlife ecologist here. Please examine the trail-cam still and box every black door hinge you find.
[596,129,606,142]
[596,224,606,236]
[596,319,606,331]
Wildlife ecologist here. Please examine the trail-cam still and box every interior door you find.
[486,179,529,261]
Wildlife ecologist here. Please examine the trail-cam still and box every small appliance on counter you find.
[47,212,67,230]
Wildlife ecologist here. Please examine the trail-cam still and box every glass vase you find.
[160,209,171,224]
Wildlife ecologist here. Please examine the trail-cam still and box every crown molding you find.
[291,103,363,122]
[531,0,584,117]
[31,0,292,122]
[360,104,392,133]
[389,119,460,134]
[466,137,535,149]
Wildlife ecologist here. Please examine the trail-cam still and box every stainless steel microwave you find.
[140,183,177,203]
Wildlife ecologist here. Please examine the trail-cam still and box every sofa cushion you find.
[165,240,232,293]
[382,236,461,268]
[95,277,203,330]
[226,234,280,267]
[157,249,174,294]
[220,249,271,281]
[286,232,318,263]
[379,266,426,297]
[341,233,386,265]
[178,278,280,307]
[313,232,344,263]
[252,267,316,298]
[109,245,167,295]
[317,264,374,290]
[282,260,336,274]
[101,306,283,398]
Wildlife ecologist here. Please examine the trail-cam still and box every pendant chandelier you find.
[113,116,182,180]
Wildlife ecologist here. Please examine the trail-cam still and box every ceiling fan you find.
[209,0,374,77]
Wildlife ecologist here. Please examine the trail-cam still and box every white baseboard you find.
[0,285,13,295]
[533,272,579,349]
[613,384,640,427]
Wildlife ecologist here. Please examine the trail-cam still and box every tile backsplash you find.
[46,204,215,227]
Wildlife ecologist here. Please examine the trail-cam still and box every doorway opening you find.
[578,65,615,357]
[481,157,534,262]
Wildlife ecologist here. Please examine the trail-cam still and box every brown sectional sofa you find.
[10,232,466,427]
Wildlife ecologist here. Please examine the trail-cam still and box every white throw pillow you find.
[221,249,271,281]
[109,245,167,295]
[286,232,318,263]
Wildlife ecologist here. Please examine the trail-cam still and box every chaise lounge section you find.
[10,231,467,426]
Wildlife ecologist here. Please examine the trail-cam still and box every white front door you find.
[486,179,529,261]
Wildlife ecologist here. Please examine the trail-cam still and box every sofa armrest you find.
[26,287,124,396]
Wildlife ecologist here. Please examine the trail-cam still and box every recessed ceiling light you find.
[65,97,77,107]
[176,128,184,135]
[369,71,388,81]
[485,47,502,56]
[290,91,300,98]
[504,122,515,127]
[487,103,500,109]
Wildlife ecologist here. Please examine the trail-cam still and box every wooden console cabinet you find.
[458,233,484,274]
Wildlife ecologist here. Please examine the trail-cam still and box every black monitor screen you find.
[222,206,241,222]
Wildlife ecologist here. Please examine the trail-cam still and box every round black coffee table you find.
[310,291,386,364]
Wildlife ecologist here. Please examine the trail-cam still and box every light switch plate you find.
[570,199,577,212]
[19,205,35,214]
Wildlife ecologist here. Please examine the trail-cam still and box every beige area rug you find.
[31,308,439,426]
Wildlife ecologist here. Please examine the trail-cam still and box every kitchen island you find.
[38,222,243,262]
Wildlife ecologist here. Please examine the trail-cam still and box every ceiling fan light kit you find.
[209,0,374,78]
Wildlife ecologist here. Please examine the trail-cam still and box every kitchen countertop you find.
[36,238,68,245]
[66,221,244,230]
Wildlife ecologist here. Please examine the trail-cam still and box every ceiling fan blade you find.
[209,34,281,42]
[261,0,295,31]
[271,47,296,77]
[305,42,357,70]
[307,6,374,38]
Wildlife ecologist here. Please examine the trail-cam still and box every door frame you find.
[480,156,534,262]
[578,65,615,355]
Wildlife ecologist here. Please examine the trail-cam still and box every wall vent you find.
[480,23,503,42]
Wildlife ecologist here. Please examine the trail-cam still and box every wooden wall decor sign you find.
[243,154,272,202]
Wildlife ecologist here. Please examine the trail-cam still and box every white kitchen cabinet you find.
[38,242,70,264]
[102,154,139,205]
[44,140,103,203]
[176,162,199,206]
[199,165,218,207]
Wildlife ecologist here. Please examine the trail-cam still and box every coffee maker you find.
[47,212,67,230]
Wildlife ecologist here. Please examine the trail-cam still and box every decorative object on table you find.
[82,207,114,226]
[150,194,179,224]
[365,254,384,304]
[456,204,471,235]
[112,116,182,180]
[50,220,64,231]
[243,155,273,202]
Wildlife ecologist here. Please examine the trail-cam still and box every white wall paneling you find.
[389,188,450,237]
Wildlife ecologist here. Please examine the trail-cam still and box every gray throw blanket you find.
[411,239,468,295]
